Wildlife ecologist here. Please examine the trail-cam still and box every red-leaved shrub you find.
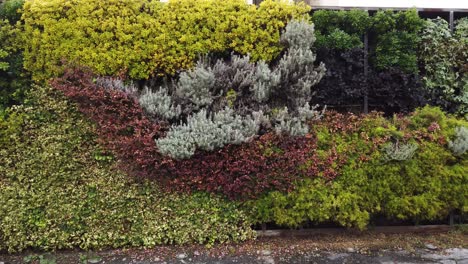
[51,69,167,179]
[54,69,413,199]
[51,69,319,199]
[165,133,316,199]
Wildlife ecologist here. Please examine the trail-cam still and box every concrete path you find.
[82,248,468,264]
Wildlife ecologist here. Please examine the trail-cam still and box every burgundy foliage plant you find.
[51,69,321,199]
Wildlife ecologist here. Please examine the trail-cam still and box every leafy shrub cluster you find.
[0,0,24,23]
[311,9,428,114]
[247,107,468,229]
[21,0,309,80]
[52,67,319,199]
[0,0,30,112]
[311,9,424,73]
[312,9,467,115]
[51,20,328,199]
[371,9,424,73]
[0,20,12,73]
[311,9,370,50]
[0,86,254,252]
[419,17,468,115]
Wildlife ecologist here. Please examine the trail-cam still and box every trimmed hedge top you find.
[21,0,309,80]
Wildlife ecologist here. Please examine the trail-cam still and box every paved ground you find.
[2,229,467,264]
[94,248,468,264]
[2,248,467,264]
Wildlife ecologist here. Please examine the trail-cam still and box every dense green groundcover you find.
[0,86,255,253]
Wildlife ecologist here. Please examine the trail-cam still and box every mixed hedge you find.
[50,20,328,199]
[0,0,467,253]
[248,108,468,229]
[0,86,254,252]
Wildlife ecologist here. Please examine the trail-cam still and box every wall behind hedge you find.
[311,9,467,115]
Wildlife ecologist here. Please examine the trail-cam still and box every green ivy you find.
[419,17,468,115]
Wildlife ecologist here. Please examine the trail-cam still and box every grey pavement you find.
[94,248,468,264]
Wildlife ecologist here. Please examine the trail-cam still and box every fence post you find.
[363,9,369,114]
[449,11,454,32]
[449,211,454,225]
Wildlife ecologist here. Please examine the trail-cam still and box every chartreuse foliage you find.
[247,107,468,229]
[21,0,309,80]
[0,86,254,253]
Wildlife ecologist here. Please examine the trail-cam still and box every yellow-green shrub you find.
[247,108,468,229]
[21,0,309,80]
[0,86,255,252]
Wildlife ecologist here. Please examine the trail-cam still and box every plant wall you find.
[311,9,428,114]
[0,0,467,253]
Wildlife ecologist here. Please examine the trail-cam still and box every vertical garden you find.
[0,0,467,253]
